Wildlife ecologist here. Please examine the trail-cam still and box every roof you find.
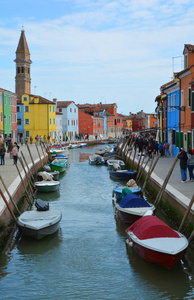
[57,101,74,108]
[0,88,16,95]
[29,96,55,104]
[16,30,30,54]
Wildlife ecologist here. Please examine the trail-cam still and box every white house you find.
[57,101,78,141]
[56,111,63,142]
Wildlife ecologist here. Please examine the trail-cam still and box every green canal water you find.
[0,145,194,299]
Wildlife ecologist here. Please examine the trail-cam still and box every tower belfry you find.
[14,30,32,98]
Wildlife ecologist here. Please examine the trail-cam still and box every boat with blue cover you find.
[114,194,155,223]
[109,169,137,180]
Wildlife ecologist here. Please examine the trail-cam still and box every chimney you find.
[53,98,57,102]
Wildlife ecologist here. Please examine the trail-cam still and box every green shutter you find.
[192,91,194,111]
[176,132,179,147]
[188,88,191,107]
[187,132,191,149]
[180,132,183,148]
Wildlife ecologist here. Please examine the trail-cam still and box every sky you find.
[1,0,194,114]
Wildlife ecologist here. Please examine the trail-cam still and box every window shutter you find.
[187,132,191,149]
[180,132,183,148]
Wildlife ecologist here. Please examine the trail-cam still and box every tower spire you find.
[14,30,32,98]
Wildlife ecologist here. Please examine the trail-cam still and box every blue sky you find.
[1,0,194,114]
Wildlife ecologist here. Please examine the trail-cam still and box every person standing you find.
[7,142,13,159]
[187,149,194,181]
[12,144,19,165]
[178,148,188,182]
[0,143,6,165]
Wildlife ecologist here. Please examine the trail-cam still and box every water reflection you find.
[125,244,192,299]
[16,229,63,255]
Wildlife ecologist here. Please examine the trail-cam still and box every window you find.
[49,106,51,112]
[25,131,30,138]
[181,90,184,106]
[4,115,7,125]
[173,94,176,111]
[74,108,76,113]
[25,118,29,125]
[70,108,72,112]
[68,120,69,125]
[21,66,24,73]
[53,106,55,112]
[188,87,191,107]
[15,114,17,122]
[4,95,6,105]
[50,118,52,125]
[9,96,11,106]
[0,94,2,105]
[9,115,11,125]
[23,96,27,101]
[53,118,55,125]
[17,67,20,74]
[59,108,62,112]
[0,112,2,122]
[17,118,21,125]
[17,106,20,113]
[168,96,170,112]
[192,91,194,112]
[25,106,29,112]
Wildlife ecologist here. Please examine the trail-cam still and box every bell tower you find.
[14,30,32,98]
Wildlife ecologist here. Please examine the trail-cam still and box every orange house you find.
[178,44,194,149]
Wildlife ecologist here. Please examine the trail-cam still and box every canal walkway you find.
[0,142,193,220]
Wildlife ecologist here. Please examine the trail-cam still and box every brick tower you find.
[14,30,32,98]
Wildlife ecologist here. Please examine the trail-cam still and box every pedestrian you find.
[7,142,13,159]
[0,143,6,165]
[164,141,169,157]
[21,137,23,146]
[40,135,42,145]
[12,144,19,165]
[14,142,20,151]
[147,142,154,157]
[35,135,38,145]
[178,148,188,182]
[158,142,164,156]
[30,136,33,144]
[187,149,194,181]
[154,141,159,155]
[44,135,46,143]
[25,137,28,145]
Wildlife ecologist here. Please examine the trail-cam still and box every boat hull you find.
[127,238,187,269]
[35,181,60,192]
[49,163,66,173]
[17,210,62,240]
[110,170,137,180]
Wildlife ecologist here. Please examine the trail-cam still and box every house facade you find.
[56,111,63,142]
[19,94,56,142]
[57,101,78,141]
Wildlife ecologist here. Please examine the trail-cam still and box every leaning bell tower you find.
[14,30,32,98]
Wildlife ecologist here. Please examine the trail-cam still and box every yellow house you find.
[21,94,56,142]
[125,118,133,131]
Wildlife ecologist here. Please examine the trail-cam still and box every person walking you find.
[7,142,13,159]
[0,143,6,165]
[12,144,19,165]
[187,149,194,181]
[178,148,188,182]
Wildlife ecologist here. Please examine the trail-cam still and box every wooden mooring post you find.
[21,151,35,183]
[26,143,38,176]
[35,144,44,168]
[40,142,47,164]
[18,156,35,199]
[15,164,32,205]
[0,189,17,223]
[136,155,149,184]
[154,156,179,209]
[178,194,194,233]
[0,176,21,215]
[141,154,155,193]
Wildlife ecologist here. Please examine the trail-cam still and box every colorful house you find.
[176,44,194,150]
[160,78,180,156]
[0,91,3,142]
[18,94,56,142]
[0,88,17,144]
[57,101,78,141]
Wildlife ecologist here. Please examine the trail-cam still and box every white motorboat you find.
[17,200,62,240]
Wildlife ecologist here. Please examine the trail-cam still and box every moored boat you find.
[37,170,60,181]
[126,215,189,269]
[109,169,137,180]
[17,199,62,240]
[89,155,104,165]
[107,159,125,170]
[49,159,67,173]
[114,194,155,223]
[113,186,142,201]
[35,180,60,192]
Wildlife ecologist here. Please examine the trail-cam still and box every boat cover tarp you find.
[121,187,133,199]
[126,216,180,240]
[119,194,150,208]
[56,154,67,158]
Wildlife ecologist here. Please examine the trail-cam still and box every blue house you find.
[161,78,180,157]
[17,101,24,143]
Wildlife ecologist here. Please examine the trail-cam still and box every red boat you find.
[126,215,188,269]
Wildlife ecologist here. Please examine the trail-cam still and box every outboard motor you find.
[35,199,49,211]
[94,156,102,164]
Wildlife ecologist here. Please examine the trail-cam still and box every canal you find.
[0,145,194,299]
